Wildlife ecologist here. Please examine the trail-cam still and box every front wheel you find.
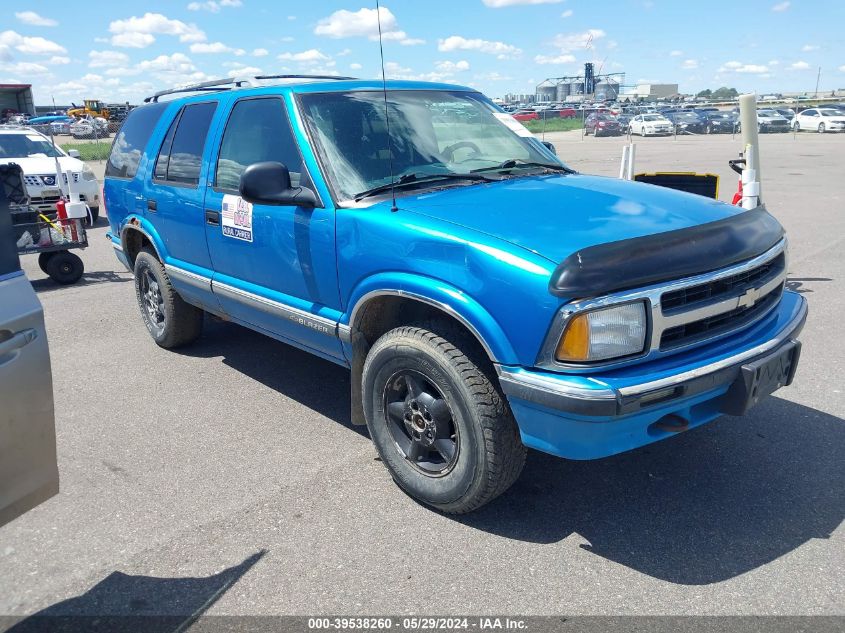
[133,248,203,348]
[86,206,99,225]
[818,123,826,134]
[793,121,800,132]
[362,324,526,514]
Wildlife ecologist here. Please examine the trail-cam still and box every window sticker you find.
[492,112,534,138]
[221,194,253,242]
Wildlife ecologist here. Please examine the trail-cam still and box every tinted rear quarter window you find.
[106,103,167,179]
[0,169,21,276]
[153,102,217,186]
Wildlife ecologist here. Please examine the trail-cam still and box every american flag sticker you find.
[221,194,253,243]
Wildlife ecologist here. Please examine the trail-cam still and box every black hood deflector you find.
[549,205,785,298]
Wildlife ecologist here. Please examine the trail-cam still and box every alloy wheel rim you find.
[383,369,459,476]
[140,269,165,334]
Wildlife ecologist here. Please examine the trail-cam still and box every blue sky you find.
[1,0,842,105]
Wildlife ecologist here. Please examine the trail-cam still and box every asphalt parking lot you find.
[1,131,842,620]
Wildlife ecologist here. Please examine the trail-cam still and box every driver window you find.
[215,97,304,192]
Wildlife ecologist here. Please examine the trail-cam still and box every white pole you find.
[619,145,629,179]
[627,144,636,181]
[739,93,761,206]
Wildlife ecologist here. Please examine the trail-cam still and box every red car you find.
[512,109,539,122]
[549,108,577,119]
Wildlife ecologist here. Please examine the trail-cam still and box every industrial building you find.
[532,64,679,103]
[534,64,625,103]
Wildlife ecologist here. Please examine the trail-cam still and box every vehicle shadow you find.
[786,276,833,294]
[455,397,844,585]
[3,550,265,632]
[30,270,133,293]
[177,318,365,438]
[169,319,842,586]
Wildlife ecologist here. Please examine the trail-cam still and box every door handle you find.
[0,328,37,360]
[147,199,157,211]
[205,209,220,225]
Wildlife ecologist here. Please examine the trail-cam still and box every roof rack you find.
[144,74,357,103]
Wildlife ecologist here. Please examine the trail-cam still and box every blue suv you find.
[105,76,806,513]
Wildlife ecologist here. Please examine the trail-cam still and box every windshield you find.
[642,114,664,121]
[819,109,841,116]
[0,133,64,159]
[298,90,559,202]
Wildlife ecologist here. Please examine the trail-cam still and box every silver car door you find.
[0,166,59,528]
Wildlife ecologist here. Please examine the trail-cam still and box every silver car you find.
[0,165,59,527]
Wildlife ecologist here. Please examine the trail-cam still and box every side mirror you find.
[67,149,80,159]
[541,140,557,155]
[239,161,317,208]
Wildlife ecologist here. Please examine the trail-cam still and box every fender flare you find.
[120,215,166,264]
[343,272,517,365]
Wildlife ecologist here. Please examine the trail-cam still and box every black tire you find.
[362,323,526,514]
[38,251,55,275]
[133,248,203,348]
[818,123,825,134]
[45,251,84,285]
[706,124,712,134]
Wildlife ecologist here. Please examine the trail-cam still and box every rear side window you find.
[215,98,303,192]
[154,102,217,186]
[106,103,167,179]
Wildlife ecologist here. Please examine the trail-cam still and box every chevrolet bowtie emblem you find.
[737,286,762,309]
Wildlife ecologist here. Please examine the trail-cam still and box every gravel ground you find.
[0,131,842,623]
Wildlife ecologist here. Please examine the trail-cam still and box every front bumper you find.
[498,291,807,460]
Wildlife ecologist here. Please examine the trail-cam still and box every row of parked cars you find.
[582,105,845,137]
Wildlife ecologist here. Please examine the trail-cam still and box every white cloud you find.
[187,0,242,12]
[789,61,811,70]
[314,7,422,46]
[670,50,683,57]
[534,53,576,64]
[252,48,269,57]
[111,32,155,48]
[49,56,70,65]
[718,61,770,74]
[350,62,362,70]
[769,59,780,66]
[482,0,563,6]
[840,65,845,73]
[435,60,470,72]
[682,59,698,69]
[0,60,50,75]
[108,13,206,49]
[15,11,57,27]
[277,49,330,63]
[0,30,67,55]
[561,9,573,18]
[801,44,819,52]
[438,35,522,58]
[89,50,130,68]
[226,65,262,76]
[552,29,605,51]
[190,41,245,55]
[474,71,512,81]
[771,1,790,11]
[384,61,412,74]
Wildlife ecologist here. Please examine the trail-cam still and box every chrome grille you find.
[662,253,785,313]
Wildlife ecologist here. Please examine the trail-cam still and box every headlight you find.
[82,165,96,181]
[555,302,648,362]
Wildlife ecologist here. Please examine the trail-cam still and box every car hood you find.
[393,173,742,265]
[0,155,83,174]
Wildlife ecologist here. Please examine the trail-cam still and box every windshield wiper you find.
[471,159,574,175]
[352,172,498,202]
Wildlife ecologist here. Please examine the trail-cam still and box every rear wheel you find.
[45,251,84,285]
[362,323,526,514]
[133,248,203,348]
